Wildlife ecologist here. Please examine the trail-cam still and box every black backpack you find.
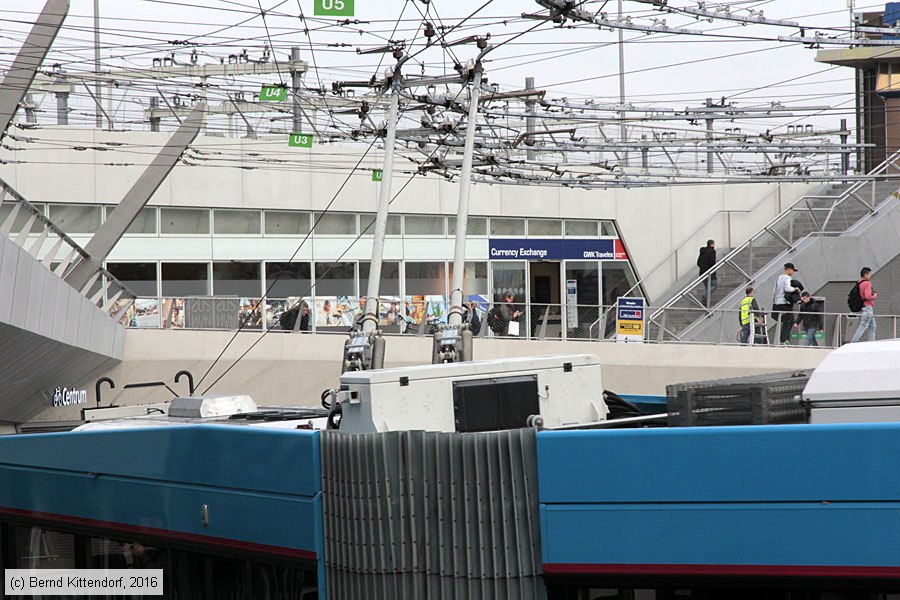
[487,307,506,334]
[848,281,864,313]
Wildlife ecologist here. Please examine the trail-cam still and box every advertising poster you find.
[238,298,263,329]
[404,296,426,325]
[380,297,403,326]
[615,297,645,343]
[425,295,448,325]
[162,298,185,329]
[566,279,578,329]
[131,298,161,328]
[266,299,287,330]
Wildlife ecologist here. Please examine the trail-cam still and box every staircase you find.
[648,152,900,343]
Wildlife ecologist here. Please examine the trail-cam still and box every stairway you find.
[648,159,900,343]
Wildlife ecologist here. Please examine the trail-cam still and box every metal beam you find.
[65,103,205,290]
[0,0,69,139]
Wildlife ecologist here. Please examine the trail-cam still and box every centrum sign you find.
[489,238,627,260]
[52,387,87,407]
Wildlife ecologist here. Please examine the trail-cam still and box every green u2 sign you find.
[289,133,314,148]
[314,0,354,16]
[259,85,287,102]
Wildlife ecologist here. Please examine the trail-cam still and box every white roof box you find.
[803,340,900,404]
[168,395,257,419]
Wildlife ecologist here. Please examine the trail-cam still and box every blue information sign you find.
[616,297,645,342]
[489,238,627,261]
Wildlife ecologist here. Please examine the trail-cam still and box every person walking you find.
[798,292,823,347]
[850,267,878,343]
[697,239,717,306]
[738,286,761,345]
[772,262,800,345]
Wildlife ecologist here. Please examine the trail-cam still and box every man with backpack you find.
[697,239,717,306]
[849,267,878,343]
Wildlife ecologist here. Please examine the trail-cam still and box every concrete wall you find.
[28,329,830,424]
[0,127,813,302]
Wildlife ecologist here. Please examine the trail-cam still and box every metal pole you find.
[706,98,714,174]
[618,0,627,167]
[291,46,303,134]
[525,76,535,162]
[56,92,68,125]
[361,85,399,333]
[840,118,849,176]
[94,0,102,128]
[448,66,482,327]
[149,97,160,132]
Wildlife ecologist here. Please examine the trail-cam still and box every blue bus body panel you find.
[0,426,322,560]
[537,424,900,575]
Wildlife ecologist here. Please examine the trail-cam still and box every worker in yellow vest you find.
[739,286,761,345]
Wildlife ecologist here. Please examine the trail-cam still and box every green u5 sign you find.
[314,0,354,16]
[289,133,314,148]
[372,169,383,182]
[259,85,287,102]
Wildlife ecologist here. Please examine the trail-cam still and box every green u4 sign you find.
[372,169,383,182]
[314,0,354,16]
[289,133,314,148]
[259,85,287,102]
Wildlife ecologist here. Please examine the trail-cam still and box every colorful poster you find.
[162,298,185,329]
[239,298,264,329]
[425,295,448,325]
[266,299,287,330]
[131,298,161,328]
[615,297,645,343]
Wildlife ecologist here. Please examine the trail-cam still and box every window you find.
[491,261,526,303]
[162,263,209,296]
[121,207,158,234]
[448,216,487,236]
[214,209,261,235]
[314,262,356,295]
[359,213,401,236]
[106,262,158,297]
[313,212,356,235]
[405,262,446,296]
[490,218,525,236]
[161,208,210,234]
[528,219,562,236]
[265,262,312,298]
[601,220,618,236]
[448,261,488,296]
[565,219,598,237]
[48,204,102,234]
[0,203,44,234]
[265,211,310,235]
[602,261,639,306]
[14,526,75,569]
[213,262,262,296]
[359,261,400,296]
[404,215,445,235]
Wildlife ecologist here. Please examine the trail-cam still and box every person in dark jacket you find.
[697,239,717,306]
[798,292,823,346]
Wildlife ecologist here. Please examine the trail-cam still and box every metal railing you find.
[646,148,900,339]
[113,295,899,349]
[0,176,137,320]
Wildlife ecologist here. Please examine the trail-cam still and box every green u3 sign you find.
[289,133,314,148]
[372,169,383,182]
[314,0,354,16]
[259,85,287,102]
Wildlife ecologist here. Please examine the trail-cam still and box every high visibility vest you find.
[739,296,754,325]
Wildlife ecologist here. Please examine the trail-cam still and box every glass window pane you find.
[405,262,446,296]
[528,219,562,236]
[214,209,260,235]
[161,208,210,234]
[162,262,209,296]
[265,211,310,235]
[449,261,488,296]
[601,220,618,236]
[315,262,356,295]
[491,261,526,303]
[0,203,44,233]
[213,261,261,296]
[566,261,600,337]
[360,213,401,236]
[106,262,158,297]
[602,261,639,306]
[313,212,356,235]
[490,218,525,236]
[448,216,487,236]
[48,204,102,234]
[15,527,75,569]
[405,215,445,235]
[265,262,311,297]
[121,207,157,234]
[565,219,599,237]
[359,261,400,296]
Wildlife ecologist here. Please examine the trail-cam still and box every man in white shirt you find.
[772,262,799,345]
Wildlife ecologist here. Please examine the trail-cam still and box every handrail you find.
[648,147,900,322]
[615,181,794,303]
